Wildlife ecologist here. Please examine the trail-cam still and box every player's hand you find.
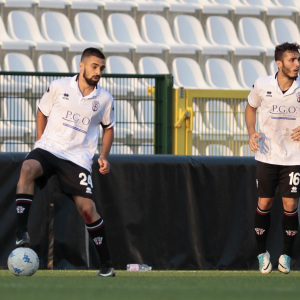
[291,126,300,141]
[249,132,261,152]
[98,156,110,175]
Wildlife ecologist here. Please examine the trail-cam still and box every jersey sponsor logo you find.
[16,206,25,214]
[86,187,92,194]
[62,110,91,134]
[92,100,100,112]
[270,105,298,120]
[286,230,297,236]
[255,228,265,235]
[297,92,300,102]
[93,236,103,245]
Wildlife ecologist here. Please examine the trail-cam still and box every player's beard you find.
[281,62,298,80]
[83,70,100,86]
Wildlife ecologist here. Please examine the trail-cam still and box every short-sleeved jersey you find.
[248,74,300,165]
[35,75,115,172]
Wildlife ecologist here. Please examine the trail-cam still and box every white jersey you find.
[248,74,300,165]
[35,75,115,172]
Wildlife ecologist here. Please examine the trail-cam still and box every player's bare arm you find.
[99,127,114,175]
[36,109,47,141]
[245,103,261,152]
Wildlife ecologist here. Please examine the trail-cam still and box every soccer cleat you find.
[96,267,116,277]
[278,254,291,274]
[16,231,30,247]
[257,251,272,274]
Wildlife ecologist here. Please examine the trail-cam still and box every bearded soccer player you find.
[15,47,115,277]
[246,42,300,274]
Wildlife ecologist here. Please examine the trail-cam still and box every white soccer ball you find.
[7,247,39,276]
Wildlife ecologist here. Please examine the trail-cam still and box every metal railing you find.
[0,72,173,154]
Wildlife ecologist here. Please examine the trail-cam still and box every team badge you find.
[255,228,265,235]
[92,101,100,111]
[16,206,25,214]
[297,92,300,102]
[286,230,297,236]
[93,237,103,245]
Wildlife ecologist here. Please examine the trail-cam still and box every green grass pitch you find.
[1,270,299,300]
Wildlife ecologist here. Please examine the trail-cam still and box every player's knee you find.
[78,201,97,223]
[19,161,39,183]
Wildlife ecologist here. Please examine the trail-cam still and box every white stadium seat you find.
[244,0,298,16]
[138,56,169,75]
[107,13,166,54]
[205,58,245,90]
[214,0,265,15]
[205,144,233,156]
[38,0,71,9]
[206,16,264,57]
[7,11,68,52]
[238,17,276,57]
[71,0,105,10]
[270,18,300,45]
[41,11,101,52]
[141,14,197,55]
[269,60,277,75]
[72,55,81,73]
[183,0,233,15]
[74,12,134,54]
[237,59,268,89]
[172,57,211,89]
[37,54,69,73]
[173,15,232,56]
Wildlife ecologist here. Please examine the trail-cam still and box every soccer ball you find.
[7,247,39,276]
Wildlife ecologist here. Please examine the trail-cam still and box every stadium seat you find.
[214,0,265,15]
[159,0,199,13]
[205,143,234,156]
[172,57,211,89]
[3,53,44,94]
[137,100,155,133]
[244,0,298,16]
[204,99,242,140]
[138,56,169,74]
[101,0,137,11]
[7,11,68,52]
[237,59,268,89]
[205,58,245,90]
[114,100,153,140]
[2,97,36,138]
[41,11,101,52]
[37,54,69,72]
[238,17,276,57]
[71,0,105,10]
[71,55,81,73]
[5,0,38,7]
[270,18,300,45]
[110,142,134,154]
[206,16,264,57]
[274,0,300,11]
[0,16,34,51]
[106,55,148,96]
[173,15,232,56]
[107,13,166,54]
[0,139,31,152]
[269,60,277,75]
[74,12,134,54]
[132,0,169,13]
[141,14,198,55]
[183,0,233,15]
[193,102,214,141]
[192,145,201,156]
[138,143,154,154]
[38,0,71,9]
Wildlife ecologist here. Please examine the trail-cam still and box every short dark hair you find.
[275,42,300,61]
[81,47,105,62]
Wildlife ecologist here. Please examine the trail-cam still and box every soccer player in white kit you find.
[246,42,300,274]
[15,48,116,277]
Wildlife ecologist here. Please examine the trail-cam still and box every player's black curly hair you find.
[81,47,105,62]
[275,42,300,61]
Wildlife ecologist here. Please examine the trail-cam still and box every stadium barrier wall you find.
[1,153,300,271]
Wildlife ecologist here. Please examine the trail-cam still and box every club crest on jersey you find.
[92,101,100,112]
[297,92,300,102]
[255,228,265,235]
[93,237,103,245]
[16,206,25,214]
